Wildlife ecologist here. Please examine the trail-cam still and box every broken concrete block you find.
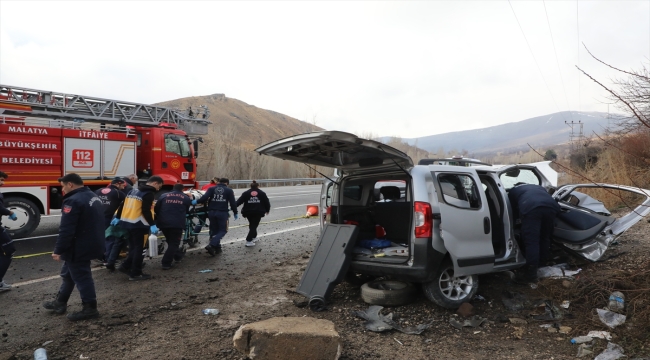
[456,302,474,317]
[233,317,341,360]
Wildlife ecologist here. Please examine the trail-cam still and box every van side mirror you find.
[193,140,199,159]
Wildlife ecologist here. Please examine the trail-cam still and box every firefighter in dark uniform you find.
[236,180,271,247]
[154,183,192,269]
[95,178,126,270]
[43,173,105,320]
[113,176,163,280]
[193,178,238,256]
[0,171,18,292]
[508,183,561,284]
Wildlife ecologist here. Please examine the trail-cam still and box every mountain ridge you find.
[397,111,615,155]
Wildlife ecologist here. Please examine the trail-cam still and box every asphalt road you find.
[6,184,322,284]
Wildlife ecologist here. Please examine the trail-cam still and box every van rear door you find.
[254,131,413,175]
[432,167,495,276]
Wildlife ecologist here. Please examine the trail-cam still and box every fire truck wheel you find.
[4,197,41,239]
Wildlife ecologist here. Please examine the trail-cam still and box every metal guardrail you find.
[197,178,326,189]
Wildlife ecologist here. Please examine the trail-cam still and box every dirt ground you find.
[1,218,649,360]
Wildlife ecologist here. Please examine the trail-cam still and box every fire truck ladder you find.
[0,85,211,135]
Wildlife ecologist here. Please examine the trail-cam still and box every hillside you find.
[157,93,321,150]
[156,94,322,180]
[401,111,616,155]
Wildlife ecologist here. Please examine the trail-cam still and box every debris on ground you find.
[607,291,625,312]
[501,290,527,311]
[456,302,474,317]
[530,300,563,321]
[352,305,431,334]
[202,309,219,315]
[597,308,626,329]
[537,264,582,279]
[586,330,612,340]
[576,343,593,358]
[449,315,487,330]
[594,342,626,360]
[508,318,527,325]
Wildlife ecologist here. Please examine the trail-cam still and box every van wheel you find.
[360,280,416,306]
[4,197,40,239]
[422,259,478,309]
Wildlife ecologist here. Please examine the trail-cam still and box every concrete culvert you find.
[360,280,416,306]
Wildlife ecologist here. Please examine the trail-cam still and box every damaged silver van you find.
[256,131,650,309]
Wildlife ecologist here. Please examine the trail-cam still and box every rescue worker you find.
[0,171,18,292]
[113,176,163,280]
[95,178,126,270]
[121,174,138,195]
[192,178,238,256]
[508,183,561,284]
[154,183,192,269]
[201,177,218,191]
[236,180,271,247]
[43,173,105,320]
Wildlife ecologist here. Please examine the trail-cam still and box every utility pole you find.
[565,120,584,151]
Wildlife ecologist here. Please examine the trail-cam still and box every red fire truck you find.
[0,85,210,238]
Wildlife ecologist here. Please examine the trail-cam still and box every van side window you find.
[343,185,362,201]
[438,174,481,209]
[500,169,540,190]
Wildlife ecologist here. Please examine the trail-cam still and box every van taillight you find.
[325,206,332,223]
[414,201,432,238]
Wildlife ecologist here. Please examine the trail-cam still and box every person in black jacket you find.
[236,181,271,247]
[121,174,138,195]
[193,178,238,256]
[0,171,18,292]
[113,176,163,280]
[154,183,192,269]
[95,178,126,270]
[508,183,561,284]
[43,173,105,321]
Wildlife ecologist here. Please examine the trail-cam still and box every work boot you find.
[205,245,216,256]
[67,301,99,321]
[513,265,538,285]
[43,293,69,314]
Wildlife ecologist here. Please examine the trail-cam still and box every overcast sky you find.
[1,1,649,138]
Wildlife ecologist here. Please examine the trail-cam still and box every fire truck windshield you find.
[164,133,191,158]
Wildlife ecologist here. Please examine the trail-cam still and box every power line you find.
[508,0,567,122]
[543,0,574,122]
[577,0,581,114]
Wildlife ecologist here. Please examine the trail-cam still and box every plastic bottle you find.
[34,348,48,360]
[202,309,219,315]
[147,234,159,257]
[608,291,625,312]
[570,336,593,344]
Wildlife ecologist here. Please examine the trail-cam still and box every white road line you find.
[11,223,319,288]
[13,234,57,242]
[274,203,318,210]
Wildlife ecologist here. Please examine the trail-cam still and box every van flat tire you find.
[422,259,478,309]
[360,280,416,306]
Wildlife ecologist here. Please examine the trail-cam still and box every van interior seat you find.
[380,186,401,202]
